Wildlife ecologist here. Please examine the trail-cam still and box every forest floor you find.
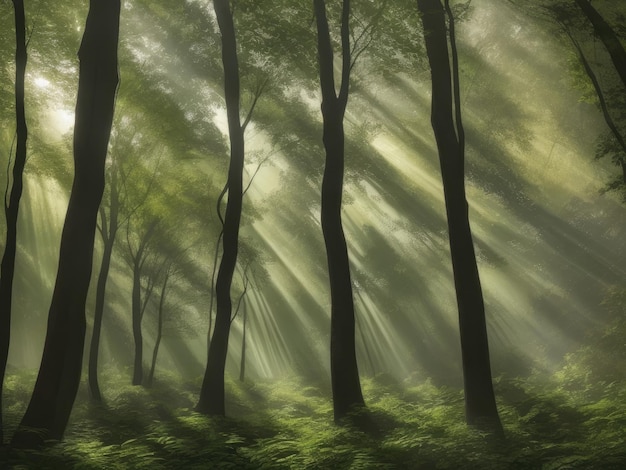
[1,364,625,469]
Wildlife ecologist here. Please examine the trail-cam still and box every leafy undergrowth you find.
[1,367,625,469]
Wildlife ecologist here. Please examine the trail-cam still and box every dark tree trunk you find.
[88,228,114,400]
[196,0,244,416]
[129,222,157,386]
[574,0,626,89]
[131,257,143,385]
[207,229,224,356]
[148,269,169,387]
[0,0,27,445]
[238,300,247,382]
[11,0,120,448]
[88,165,120,402]
[416,0,502,434]
[314,0,365,422]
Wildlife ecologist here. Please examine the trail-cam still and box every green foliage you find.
[3,359,626,468]
[2,0,626,467]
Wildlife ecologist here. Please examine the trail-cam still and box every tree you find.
[11,0,120,447]
[562,26,626,186]
[570,1,626,189]
[534,0,626,193]
[574,0,626,90]
[233,267,250,383]
[127,218,159,386]
[416,0,502,434]
[88,117,153,400]
[147,259,173,387]
[314,0,365,422]
[197,0,246,416]
[88,151,121,401]
[0,0,27,445]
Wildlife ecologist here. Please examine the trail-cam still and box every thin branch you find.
[350,4,380,69]
[338,0,351,105]
[350,33,374,74]
[97,205,108,242]
[25,19,35,48]
[230,263,250,324]
[242,153,272,197]
[140,272,156,321]
[348,1,387,85]
[216,182,228,226]
[120,152,163,227]
[241,77,269,133]
[565,26,626,156]
[4,132,16,212]
[125,218,136,260]
[137,220,159,271]
[207,229,223,348]
[445,0,466,167]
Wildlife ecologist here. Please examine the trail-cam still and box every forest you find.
[0,0,625,468]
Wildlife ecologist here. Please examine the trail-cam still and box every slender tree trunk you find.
[11,0,120,448]
[148,270,169,387]
[314,0,365,422]
[131,257,143,385]
[129,221,157,386]
[417,0,502,434]
[239,300,247,382]
[88,166,120,401]
[0,0,28,445]
[574,0,626,89]
[207,230,224,355]
[88,232,114,400]
[196,0,244,416]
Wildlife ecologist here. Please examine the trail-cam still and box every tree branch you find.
[565,26,626,158]
[338,0,351,106]
[241,77,269,133]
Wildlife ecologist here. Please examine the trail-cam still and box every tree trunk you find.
[239,300,247,382]
[131,257,143,385]
[88,166,120,401]
[417,0,502,434]
[207,230,224,356]
[148,270,169,387]
[574,0,626,89]
[314,0,365,422]
[129,220,157,386]
[11,0,120,448]
[196,0,244,416]
[88,232,114,400]
[0,0,28,445]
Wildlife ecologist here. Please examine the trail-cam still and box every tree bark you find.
[196,0,244,416]
[148,269,169,387]
[129,221,157,386]
[574,0,626,89]
[0,0,28,445]
[11,0,120,448]
[239,300,247,382]
[88,165,120,402]
[417,0,502,434]
[131,257,143,385]
[314,0,365,422]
